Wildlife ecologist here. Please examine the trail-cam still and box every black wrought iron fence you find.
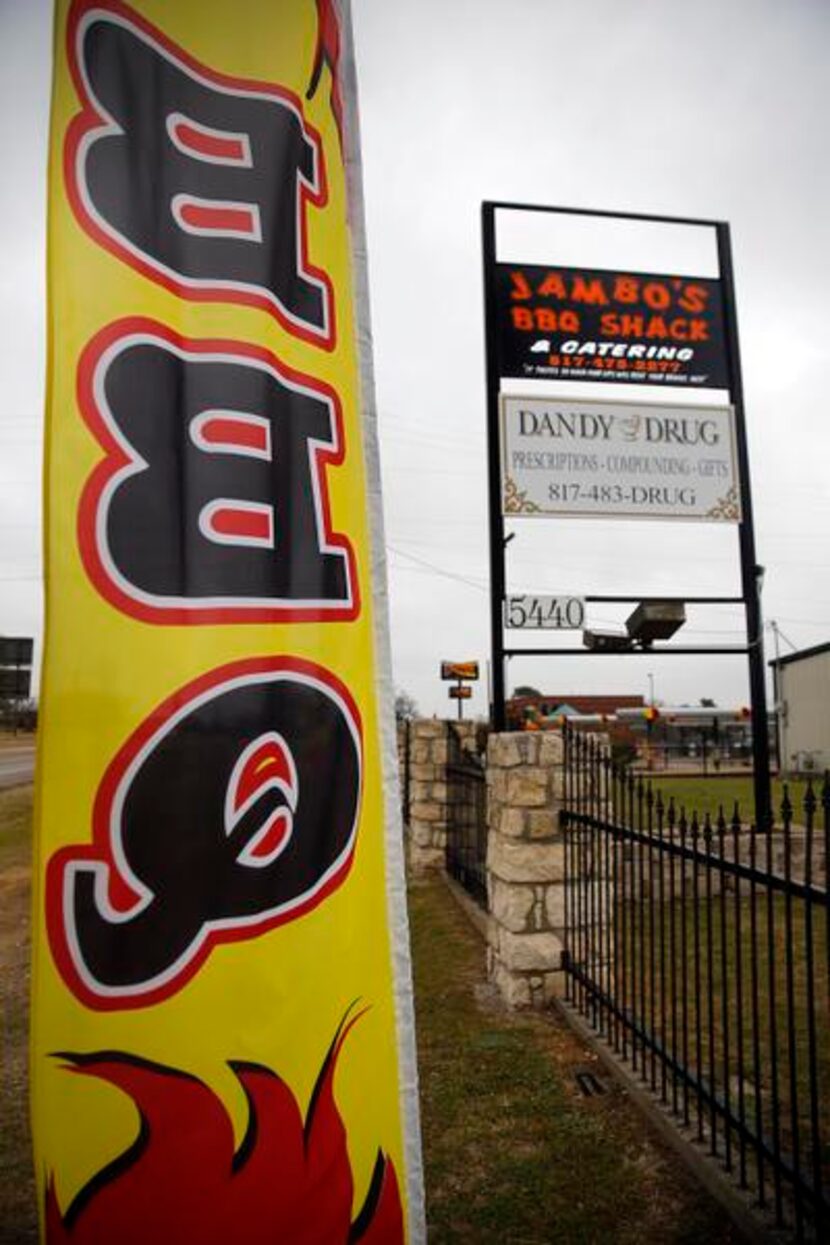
[560,723,829,1240]
[399,717,411,824]
[445,724,487,908]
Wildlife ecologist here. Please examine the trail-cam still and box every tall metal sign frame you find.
[482,201,771,829]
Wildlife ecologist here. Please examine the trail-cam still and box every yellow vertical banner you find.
[33,1,424,1241]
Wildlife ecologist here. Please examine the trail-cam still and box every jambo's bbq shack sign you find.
[495,263,728,389]
[482,203,772,819]
[502,396,741,522]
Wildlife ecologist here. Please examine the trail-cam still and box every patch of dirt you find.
[538,1016,746,1241]
[0,866,32,891]
[450,884,747,1243]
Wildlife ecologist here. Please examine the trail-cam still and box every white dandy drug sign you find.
[501,396,740,522]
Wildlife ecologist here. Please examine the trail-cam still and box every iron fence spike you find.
[781,785,793,820]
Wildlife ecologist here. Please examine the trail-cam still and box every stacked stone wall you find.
[485,729,613,1009]
[485,731,569,1008]
[403,720,823,1012]
[407,719,477,871]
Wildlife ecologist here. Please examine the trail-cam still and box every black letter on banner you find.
[67,1,333,345]
[78,320,356,623]
[46,659,362,1008]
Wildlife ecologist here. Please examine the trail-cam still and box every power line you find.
[386,545,488,592]
[774,614,830,628]
[768,620,800,653]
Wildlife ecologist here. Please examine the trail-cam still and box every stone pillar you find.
[406,719,477,871]
[486,731,568,1008]
[407,720,448,870]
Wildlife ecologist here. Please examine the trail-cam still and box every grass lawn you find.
[410,878,744,1241]
[632,774,820,824]
[0,787,36,1245]
[1,788,744,1243]
[604,890,830,1191]
[566,806,829,1233]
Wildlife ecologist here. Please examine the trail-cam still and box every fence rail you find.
[561,724,829,1240]
[445,724,487,908]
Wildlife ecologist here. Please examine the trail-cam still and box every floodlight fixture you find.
[582,629,634,653]
[625,600,686,648]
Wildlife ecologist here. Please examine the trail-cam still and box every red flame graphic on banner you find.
[45,1013,403,1244]
[307,0,343,150]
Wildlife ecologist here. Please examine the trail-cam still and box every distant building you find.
[506,693,644,731]
[770,642,830,774]
[505,693,756,771]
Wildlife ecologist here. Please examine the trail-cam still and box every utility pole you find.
[770,620,785,777]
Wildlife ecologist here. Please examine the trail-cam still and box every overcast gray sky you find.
[2,0,829,719]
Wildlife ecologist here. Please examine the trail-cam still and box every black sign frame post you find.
[482,201,771,831]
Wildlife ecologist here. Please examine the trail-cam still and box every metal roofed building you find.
[506,693,645,730]
[770,641,830,775]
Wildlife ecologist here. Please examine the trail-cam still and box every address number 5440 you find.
[504,595,586,630]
